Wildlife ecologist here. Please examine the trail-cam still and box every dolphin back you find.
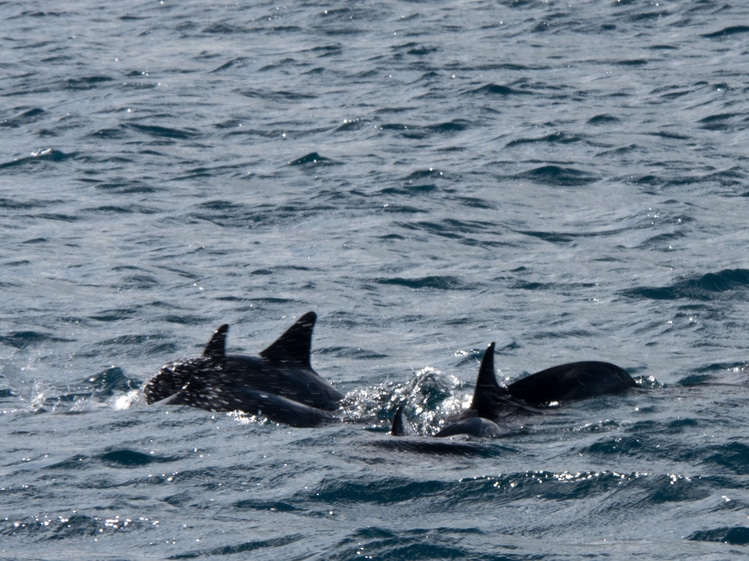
[435,417,502,438]
[507,361,636,404]
[164,373,340,427]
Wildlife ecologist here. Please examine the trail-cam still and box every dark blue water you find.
[2,0,749,558]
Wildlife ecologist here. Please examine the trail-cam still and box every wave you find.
[621,269,749,301]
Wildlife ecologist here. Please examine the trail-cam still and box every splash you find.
[340,367,471,434]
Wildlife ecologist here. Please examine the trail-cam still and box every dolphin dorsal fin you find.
[203,324,229,361]
[260,312,316,367]
[390,405,407,436]
[469,342,508,418]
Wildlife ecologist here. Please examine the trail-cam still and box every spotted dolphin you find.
[143,312,344,426]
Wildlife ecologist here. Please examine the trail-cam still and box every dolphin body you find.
[469,342,637,420]
[143,312,344,427]
[393,342,636,438]
[391,405,502,438]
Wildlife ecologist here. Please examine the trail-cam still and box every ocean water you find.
[2,0,749,558]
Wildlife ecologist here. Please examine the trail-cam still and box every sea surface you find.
[2,0,749,559]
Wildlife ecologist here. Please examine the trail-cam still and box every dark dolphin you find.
[434,417,502,438]
[469,342,637,420]
[392,342,636,438]
[143,312,344,426]
[391,405,502,438]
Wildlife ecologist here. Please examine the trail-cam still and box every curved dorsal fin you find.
[390,405,407,437]
[260,312,316,367]
[469,342,508,418]
[203,324,229,361]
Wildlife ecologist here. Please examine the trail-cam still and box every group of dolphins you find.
[143,312,638,438]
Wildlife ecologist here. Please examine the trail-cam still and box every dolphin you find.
[156,381,340,427]
[469,342,637,419]
[434,416,503,438]
[390,405,502,438]
[391,342,636,438]
[143,312,344,426]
